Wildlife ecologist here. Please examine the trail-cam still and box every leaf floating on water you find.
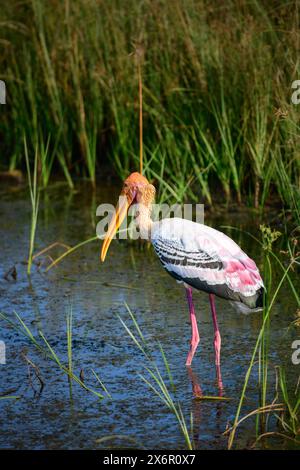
[102,282,139,290]
[0,396,20,400]
[193,395,232,401]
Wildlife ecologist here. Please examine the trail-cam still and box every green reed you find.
[24,138,39,275]
[66,304,73,391]
[276,366,300,439]
[0,0,299,218]
[119,302,194,450]
[0,309,108,400]
[227,227,300,449]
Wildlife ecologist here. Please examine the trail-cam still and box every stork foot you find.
[209,294,224,391]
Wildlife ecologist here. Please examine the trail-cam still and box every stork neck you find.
[134,184,155,240]
[135,203,153,240]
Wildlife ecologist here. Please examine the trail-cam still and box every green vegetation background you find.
[0,0,299,219]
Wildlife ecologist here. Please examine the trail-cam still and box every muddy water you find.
[0,181,299,449]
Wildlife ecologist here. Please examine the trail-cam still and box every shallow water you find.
[0,181,299,450]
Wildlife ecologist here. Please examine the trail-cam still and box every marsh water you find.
[0,181,299,450]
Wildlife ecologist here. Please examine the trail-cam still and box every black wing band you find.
[153,238,223,270]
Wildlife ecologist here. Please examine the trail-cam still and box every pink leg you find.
[185,287,200,366]
[209,294,223,390]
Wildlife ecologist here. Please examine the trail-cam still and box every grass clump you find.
[0,1,299,219]
[226,227,300,449]
[0,307,109,400]
[119,302,194,450]
[24,138,40,275]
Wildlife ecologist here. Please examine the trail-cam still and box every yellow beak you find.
[100,192,135,262]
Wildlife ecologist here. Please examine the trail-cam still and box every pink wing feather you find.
[152,218,264,309]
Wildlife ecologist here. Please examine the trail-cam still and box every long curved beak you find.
[100,191,135,262]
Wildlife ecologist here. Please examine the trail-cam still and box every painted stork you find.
[101,172,264,388]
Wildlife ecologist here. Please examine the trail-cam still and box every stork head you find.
[101,172,155,262]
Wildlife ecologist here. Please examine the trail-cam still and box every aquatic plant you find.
[119,302,194,449]
[226,227,300,449]
[119,302,230,450]
[0,308,108,400]
[0,1,299,219]
[24,138,40,275]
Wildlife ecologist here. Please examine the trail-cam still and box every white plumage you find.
[151,218,264,312]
